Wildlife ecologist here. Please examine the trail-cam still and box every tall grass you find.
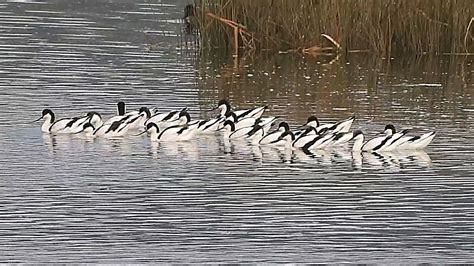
[194,0,474,56]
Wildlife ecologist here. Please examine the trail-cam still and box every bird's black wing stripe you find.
[236,109,252,120]
[163,111,177,121]
[302,134,324,150]
[246,124,263,137]
[373,136,392,151]
[105,122,121,133]
[65,117,80,128]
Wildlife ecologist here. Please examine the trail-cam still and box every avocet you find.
[215,99,268,120]
[33,109,102,133]
[258,122,291,145]
[138,122,196,141]
[301,115,355,133]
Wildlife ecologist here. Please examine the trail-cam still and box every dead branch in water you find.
[321,34,341,51]
[465,17,474,53]
[205,13,343,57]
[283,34,342,56]
[206,12,256,57]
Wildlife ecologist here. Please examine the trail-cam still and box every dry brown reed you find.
[193,0,474,56]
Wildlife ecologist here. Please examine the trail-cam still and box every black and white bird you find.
[294,129,338,150]
[215,99,268,120]
[92,107,151,137]
[33,109,102,134]
[145,107,188,128]
[189,116,225,134]
[263,129,295,147]
[382,124,436,150]
[258,122,291,145]
[351,129,409,152]
[301,115,355,133]
[222,117,276,142]
[139,122,197,141]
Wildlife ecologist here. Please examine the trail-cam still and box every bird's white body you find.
[275,133,295,147]
[94,120,130,138]
[229,124,266,141]
[293,134,315,148]
[327,131,358,147]
[118,108,151,131]
[232,106,267,120]
[74,123,96,138]
[55,117,87,134]
[379,129,409,151]
[378,125,435,151]
[223,115,257,131]
[94,111,150,138]
[292,128,320,148]
[44,117,70,133]
[191,117,224,134]
[297,132,336,150]
[217,99,268,120]
[103,101,132,125]
[360,134,392,151]
[352,130,401,152]
[293,127,318,142]
[67,113,103,133]
[103,114,129,126]
[259,122,291,145]
[304,115,355,133]
[262,130,295,147]
[222,117,276,140]
[145,108,187,128]
[144,123,196,142]
[294,128,317,138]
[259,130,284,145]
[159,125,196,141]
[396,132,436,150]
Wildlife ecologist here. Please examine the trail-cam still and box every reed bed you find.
[193,0,474,56]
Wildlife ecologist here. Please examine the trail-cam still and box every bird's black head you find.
[278,121,290,131]
[42,109,53,117]
[41,109,55,122]
[146,122,159,132]
[218,99,231,115]
[228,112,237,121]
[179,110,191,122]
[218,99,229,106]
[307,115,318,123]
[384,124,396,133]
[139,107,151,118]
[83,122,95,130]
[223,120,235,131]
[280,130,295,141]
[353,129,363,137]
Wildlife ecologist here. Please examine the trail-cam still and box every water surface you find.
[0,0,473,263]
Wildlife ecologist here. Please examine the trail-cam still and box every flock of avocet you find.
[33,99,436,152]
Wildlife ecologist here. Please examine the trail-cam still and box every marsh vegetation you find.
[194,0,474,56]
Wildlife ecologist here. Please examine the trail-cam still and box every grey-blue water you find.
[0,0,473,263]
